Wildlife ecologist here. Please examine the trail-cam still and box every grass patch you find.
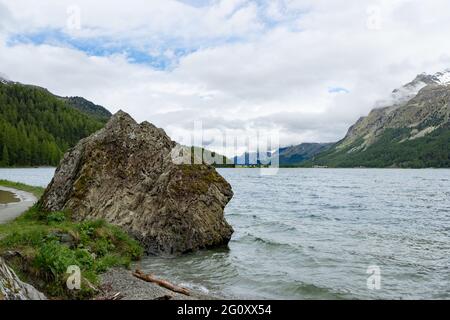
[0,183,143,299]
[0,179,45,198]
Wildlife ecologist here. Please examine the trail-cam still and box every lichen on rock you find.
[40,111,234,255]
[0,257,46,300]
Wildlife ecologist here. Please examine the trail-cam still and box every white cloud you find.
[1,0,450,156]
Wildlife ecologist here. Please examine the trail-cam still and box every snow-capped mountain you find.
[0,75,10,84]
[334,68,450,153]
[431,69,450,85]
[388,69,450,105]
[376,69,450,108]
[309,69,450,168]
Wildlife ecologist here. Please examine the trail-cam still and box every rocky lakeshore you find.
[0,111,234,300]
[98,267,218,300]
[0,181,225,300]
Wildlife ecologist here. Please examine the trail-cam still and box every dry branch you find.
[133,269,190,296]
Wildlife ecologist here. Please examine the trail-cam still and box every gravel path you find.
[0,186,37,224]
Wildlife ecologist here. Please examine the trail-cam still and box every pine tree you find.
[2,145,10,167]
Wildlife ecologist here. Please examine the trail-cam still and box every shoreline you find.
[99,267,219,300]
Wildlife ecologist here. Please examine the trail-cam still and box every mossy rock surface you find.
[40,111,234,255]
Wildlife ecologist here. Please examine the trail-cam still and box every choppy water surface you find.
[142,169,450,300]
[1,168,449,299]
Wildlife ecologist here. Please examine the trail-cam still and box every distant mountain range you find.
[276,143,333,166]
[233,143,333,166]
[1,70,449,168]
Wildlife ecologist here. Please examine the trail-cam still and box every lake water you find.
[1,168,449,299]
[0,168,56,187]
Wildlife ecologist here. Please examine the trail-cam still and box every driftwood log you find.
[95,291,124,300]
[133,270,190,296]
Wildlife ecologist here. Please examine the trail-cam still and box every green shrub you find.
[34,241,79,280]
[93,254,129,273]
[47,211,67,224]
[0,203,143,299]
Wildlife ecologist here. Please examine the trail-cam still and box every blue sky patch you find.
[328,87,350,94]
[177,0,214,8]
[7,29,197,70]
[5,2,308,70]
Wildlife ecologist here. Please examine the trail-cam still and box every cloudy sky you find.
[1,0,450,155]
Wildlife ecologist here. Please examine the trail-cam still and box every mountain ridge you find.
[308,70,450,168]
[0,73,112,120]
[58,96,112,121]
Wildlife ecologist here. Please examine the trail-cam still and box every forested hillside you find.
[0,82,107,167]
[308,125,450,168]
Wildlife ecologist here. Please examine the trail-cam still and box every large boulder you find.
[40,111,234,255]
[0,258,46,300]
